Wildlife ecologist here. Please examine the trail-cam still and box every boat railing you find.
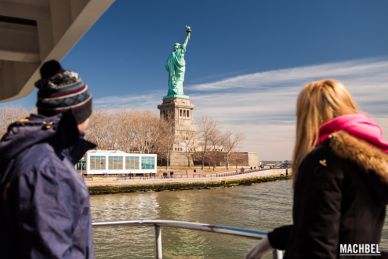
[93,219,284,259]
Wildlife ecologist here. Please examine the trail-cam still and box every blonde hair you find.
[292,79,358,181]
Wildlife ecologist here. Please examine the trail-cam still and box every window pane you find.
[76,161,86,170]
[90,156,106,170]
[125,156,140,169]
[141,156,155,169]
[108,156,123,170]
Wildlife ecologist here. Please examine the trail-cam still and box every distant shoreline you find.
[87,169,291,195]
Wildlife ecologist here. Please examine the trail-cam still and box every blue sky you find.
[2,0,388,159]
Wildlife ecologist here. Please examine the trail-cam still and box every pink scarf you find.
[318,114,388,153]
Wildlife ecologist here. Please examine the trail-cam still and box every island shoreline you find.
[87,170,291,195]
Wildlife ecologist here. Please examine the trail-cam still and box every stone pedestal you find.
[158,96,196,167]
[169,151,193,167]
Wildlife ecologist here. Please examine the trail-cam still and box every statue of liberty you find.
[165,25,192,98]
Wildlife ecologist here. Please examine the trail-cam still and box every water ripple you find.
[91,179,387,258]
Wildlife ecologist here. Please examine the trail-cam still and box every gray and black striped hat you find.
[35,60,92,123]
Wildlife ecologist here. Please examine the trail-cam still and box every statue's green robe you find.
[166,47,186,96]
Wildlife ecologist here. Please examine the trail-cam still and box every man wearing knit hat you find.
[0,60,96,258]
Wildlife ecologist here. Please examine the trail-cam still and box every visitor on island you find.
[166,25,191,98]
[0,60,96,258]
[246,80,388,259]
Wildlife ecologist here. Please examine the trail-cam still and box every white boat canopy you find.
[0,0,114,102]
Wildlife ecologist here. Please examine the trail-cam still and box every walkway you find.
[85,168,290,188]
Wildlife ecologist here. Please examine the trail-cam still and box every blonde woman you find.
[246,80,388,259]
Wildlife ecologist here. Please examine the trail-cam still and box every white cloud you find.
[188,58,388,159]
[94,91,163,112]
[188,57,388,92]
[94,57,388,160]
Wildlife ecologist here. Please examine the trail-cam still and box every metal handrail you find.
[93,219,283,259]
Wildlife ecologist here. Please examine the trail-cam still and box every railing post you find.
[155,225,163,259]
[272,249,283,259]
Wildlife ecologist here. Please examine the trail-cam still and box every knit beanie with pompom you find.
[35,60,92,124]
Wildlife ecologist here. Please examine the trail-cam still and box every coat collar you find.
[329,131,388,184]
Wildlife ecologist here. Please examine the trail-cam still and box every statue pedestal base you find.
[169,151,194,167]
[157,96,196,167]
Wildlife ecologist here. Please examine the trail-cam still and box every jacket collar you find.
[49,111,96,164]
[59,134,96,165]
[329,131,388,184]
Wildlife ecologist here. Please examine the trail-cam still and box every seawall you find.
[87,169,291,195]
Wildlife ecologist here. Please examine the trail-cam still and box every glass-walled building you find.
[82,150,157,175]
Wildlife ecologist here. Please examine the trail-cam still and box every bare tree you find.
[230,152,246,171]
[87,109,162,154]
[179,130,197,168]
[133,111,161,154]
[207,128,224,171]
[119,110,161,153]
[86,110,122,150]
[197,115,218,170]
[222,130,244,170]
[117,110,136,152]
[157,117,176,169]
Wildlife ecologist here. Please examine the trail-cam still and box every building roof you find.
[88,150,129,155]
[87,150,157,156]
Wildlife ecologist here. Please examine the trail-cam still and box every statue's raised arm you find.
[165,26,192,98]
[182,25,192,50]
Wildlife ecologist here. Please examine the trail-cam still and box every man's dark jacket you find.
[268,131,388,259]
[0,113,96,258]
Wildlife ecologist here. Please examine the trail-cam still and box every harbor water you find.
[91,179,388,259]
